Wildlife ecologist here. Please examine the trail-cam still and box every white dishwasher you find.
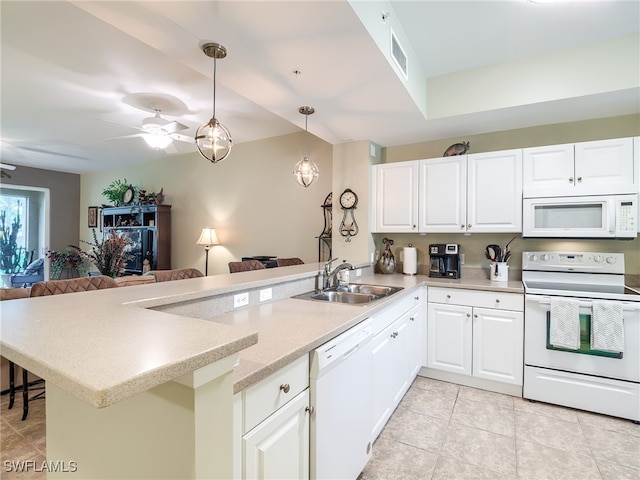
[310,319,373,480]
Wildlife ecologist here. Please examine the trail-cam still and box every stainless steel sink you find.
[293,284,403,305]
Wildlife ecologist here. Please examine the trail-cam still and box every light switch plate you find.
[234,292,249,308]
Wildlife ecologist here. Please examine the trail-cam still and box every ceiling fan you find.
[106,110,194,152]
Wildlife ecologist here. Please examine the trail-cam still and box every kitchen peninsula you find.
[0,263,523,479]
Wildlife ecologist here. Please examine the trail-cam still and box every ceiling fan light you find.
[195,117,233,163]
[293,155,319,188]
[141,133,173,150]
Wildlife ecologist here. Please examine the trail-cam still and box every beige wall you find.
[80,132,332,276]
[377,114,640,276]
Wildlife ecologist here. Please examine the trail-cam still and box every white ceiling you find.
[1,0,638,174]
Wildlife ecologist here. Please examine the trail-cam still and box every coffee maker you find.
[429,244,461,279]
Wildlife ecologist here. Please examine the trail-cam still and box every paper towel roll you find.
[403,247,417,275]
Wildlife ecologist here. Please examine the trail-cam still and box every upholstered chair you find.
[228,260,267,273]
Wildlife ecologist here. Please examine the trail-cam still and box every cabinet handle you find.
[496,299,500,303]
[467,224,472,229]
[473,314,478,318]
[577,176,582,182]
[391,331,399,338]
[414,296,420,301]
[446,294,451,299]
[569,177,574,183]
[280,383,290,394]
[466,313,471,317]
[410,316,415,322]
[412,224,416,229]
[460,225,465,230]
[305,406,315,415]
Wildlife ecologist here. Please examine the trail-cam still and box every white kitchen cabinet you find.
[236,355,310,480]
[418,156,466,232]
[427,287,523,386]
[371,161,419,232]
[371,292,424,440]
[243,389,310,480]
[418,149,522,233]
[523,137,635,197]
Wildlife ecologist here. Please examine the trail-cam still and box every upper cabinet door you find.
[524,138,635,197]
[467,149,523,233]
[371,161,419,232]
[574,138,635,195]
[523,143,575,197]
[418,156,466,233]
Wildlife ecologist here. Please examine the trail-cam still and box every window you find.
[0,186,48,276]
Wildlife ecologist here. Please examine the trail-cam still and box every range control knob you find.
[606,256,616,264]
[530,254,538,262]
[594,255,603,263]
[540,254,549,262]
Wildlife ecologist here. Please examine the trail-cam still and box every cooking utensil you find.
[487,244,502,262]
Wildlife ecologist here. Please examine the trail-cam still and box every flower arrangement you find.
[79,228,133,277]
[45,247,86,280]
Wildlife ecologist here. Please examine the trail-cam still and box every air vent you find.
[390,29,408,80]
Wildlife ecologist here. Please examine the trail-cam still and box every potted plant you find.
[101,179,134,206]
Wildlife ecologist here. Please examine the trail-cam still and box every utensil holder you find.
[490,262,509,282]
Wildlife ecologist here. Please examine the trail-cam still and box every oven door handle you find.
[534,296,640,312]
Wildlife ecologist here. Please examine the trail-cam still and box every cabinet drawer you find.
[428,287,523,311]
[371,288,424,335]
[244,355,309,433]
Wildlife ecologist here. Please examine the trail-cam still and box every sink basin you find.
[293,284,403,305]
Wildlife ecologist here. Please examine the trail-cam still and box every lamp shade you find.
[196,228,220,246]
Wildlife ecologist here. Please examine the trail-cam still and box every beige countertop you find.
[0,263,523,406]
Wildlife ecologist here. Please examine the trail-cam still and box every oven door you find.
[525,294,640,382]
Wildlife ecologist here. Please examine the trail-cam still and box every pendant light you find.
[195,42,233,163]
[293,106,319,188]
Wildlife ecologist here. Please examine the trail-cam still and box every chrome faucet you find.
[325,259,354,290]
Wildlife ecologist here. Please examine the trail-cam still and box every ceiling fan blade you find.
[0,163,16,170]
[104,134,142,141]
[170,133,195,144]
[162,120,188,134]
[101,118,143,131]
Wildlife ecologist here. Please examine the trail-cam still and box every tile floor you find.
[1,377,639,480]
[360,376,640,480]
[1,389,47,480]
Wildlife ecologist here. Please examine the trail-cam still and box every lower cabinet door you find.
[243,389,310,480]
[427,303,472,375]
[473,307,524,385]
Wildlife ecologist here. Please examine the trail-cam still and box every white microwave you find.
[523,194,637,238]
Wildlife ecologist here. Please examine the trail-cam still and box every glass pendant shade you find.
[195,118,232,163]
[293,105,319,187]
[293,155,319,188]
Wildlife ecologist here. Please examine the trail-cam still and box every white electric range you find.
[521,251,640,422]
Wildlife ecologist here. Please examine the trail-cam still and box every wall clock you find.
[123,186,135,205]
[339,188,359,242]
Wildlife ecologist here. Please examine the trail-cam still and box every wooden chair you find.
[9,276,117,420]
[276,257,304,267]
[152,268,204,282]
[228,260,266,273]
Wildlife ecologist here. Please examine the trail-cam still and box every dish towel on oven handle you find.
[591,300,624,352]
[549,297,580,350]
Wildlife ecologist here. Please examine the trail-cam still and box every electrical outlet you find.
[259,288,272,302]
[355,268,362,277]
[233,292,249,308]
[460,253,465,265]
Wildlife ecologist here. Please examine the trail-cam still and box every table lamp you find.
[196,227,220,276]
